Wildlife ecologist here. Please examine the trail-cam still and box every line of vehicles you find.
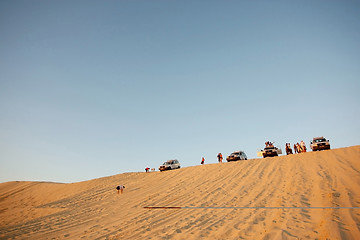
[158,136,331,172]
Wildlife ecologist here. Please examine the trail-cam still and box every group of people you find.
[265,141,274,147]
[201,153,223,165]
[201,152,223,165]
[286,141,307,155]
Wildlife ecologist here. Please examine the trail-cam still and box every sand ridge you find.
[0,146,359,239]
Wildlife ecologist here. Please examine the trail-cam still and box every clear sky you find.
[1,0,359,183]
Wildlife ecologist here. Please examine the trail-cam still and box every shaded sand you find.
[1,146,360,239]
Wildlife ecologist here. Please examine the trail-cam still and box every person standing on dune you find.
[116,185,125,194]
[201,157,205,165]
[294,143,298,154]
[300,140,306,152]
[286,143,293,155]
[217,153,223,163]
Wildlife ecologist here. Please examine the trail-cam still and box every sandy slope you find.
[0,146,359,239]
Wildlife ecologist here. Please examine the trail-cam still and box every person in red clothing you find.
[201,157,205,165]
[217,153,223,163]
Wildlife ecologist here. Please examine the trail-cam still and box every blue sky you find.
[1,0,359,183]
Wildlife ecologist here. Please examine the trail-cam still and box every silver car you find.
[226,151,248,162]
[159,160,181,171]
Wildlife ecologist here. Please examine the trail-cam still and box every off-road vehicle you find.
[261,146,282,158]
[310,137,330,151]
[159,160,181,171]
[258,142,282,158]
[226,151,247,162]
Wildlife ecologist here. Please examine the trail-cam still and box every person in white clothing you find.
[300,140,306,152]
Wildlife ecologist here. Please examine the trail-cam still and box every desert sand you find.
[0,146,360,239]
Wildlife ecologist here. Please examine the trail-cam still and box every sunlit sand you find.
[1,146,359,239]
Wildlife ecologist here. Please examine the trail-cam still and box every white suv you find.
[310,137,330,151]
[159,160,181,171]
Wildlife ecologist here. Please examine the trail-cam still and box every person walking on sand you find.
[201,157,205,165]
[217,153,223,163]
[294,143,298,154]
[300,140,306,152]
[116,185,125,194]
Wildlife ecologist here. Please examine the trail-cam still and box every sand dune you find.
[0,146,360,239]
